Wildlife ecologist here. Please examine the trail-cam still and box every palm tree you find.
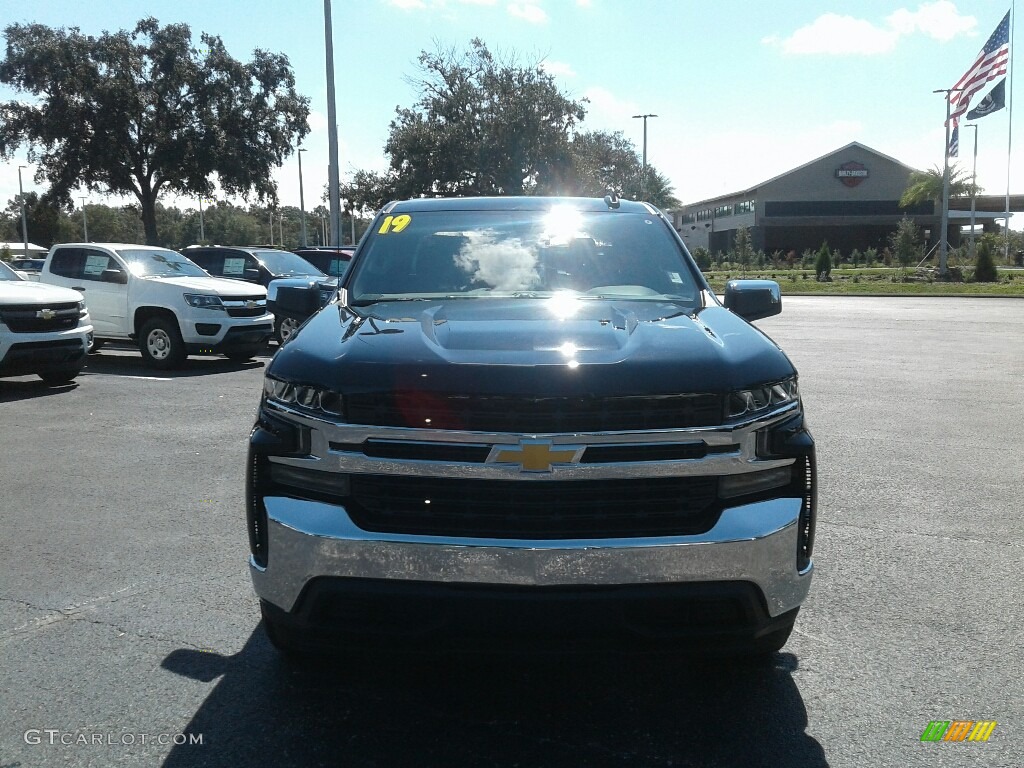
[899,165,980,208]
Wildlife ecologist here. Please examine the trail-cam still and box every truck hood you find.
[145,275,266,297]
[270,297,795,397]
[0,281,84,305]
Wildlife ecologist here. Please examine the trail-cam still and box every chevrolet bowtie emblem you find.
[246,300,258,309]
[487,440,584,472]
[37,309,56,320]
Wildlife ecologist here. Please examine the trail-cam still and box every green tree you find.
[0,18,310,244]
[974,236,999,282]
[889,216,923,275]
[3,191,61,248]
[814,241,832,281]
[734,226,753,276]
[899,165,979,209]
[380,39,584,199]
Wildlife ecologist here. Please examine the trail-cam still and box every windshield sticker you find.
[669,272,683,284]
[223,257,246,276]
[84,254,108,276]
[378,214,412,234]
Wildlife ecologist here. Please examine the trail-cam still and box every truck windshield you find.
[119,249,210,278]
[348,208,700,307]
[253,250,326,277]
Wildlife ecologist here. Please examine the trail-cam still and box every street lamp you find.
[324,0,342,246]
[198,195,206,242]
[298,148,308,247]
[17,165,28,257]
[79,196,89,241]
[964,123,979,259]
[631,113,657,199]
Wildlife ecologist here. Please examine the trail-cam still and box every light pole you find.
[198,195,206,242]
[631,113,657,199]
[79,196,88,241]
[965,123,979,259]
[932,88,963,277]
[17,165,28,257]
[324,0,342,246]
[298,148,308,247]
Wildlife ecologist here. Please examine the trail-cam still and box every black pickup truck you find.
[247,196,817,657]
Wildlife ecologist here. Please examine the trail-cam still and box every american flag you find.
[949,11,1011,122]
[948,124,959,158]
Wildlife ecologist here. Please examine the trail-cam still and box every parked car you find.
[0,260,92,384]
[185,246,331,343]
[39,243,273,369]
[292,247,355,279]
[11,258,45,281]
[247,196,817,658]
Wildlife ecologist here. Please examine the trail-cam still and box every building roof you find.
[677,142,922,210]
[0,242,47,253]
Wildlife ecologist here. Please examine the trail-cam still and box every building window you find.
[734,200,755,215]
[714,205,732,218]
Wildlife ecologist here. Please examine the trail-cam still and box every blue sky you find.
[1,0,1019,217]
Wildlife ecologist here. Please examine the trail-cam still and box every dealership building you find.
[671,141,1014,257]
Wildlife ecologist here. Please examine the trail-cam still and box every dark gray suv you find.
[185,246,327,343]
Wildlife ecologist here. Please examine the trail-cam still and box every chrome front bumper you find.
[250,495,812,618]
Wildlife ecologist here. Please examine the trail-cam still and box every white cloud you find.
[385,0,427,9]
[507,3,548,24]
[767,2,976,56]
[887,1,976,42]
[775,14,900,55]
[581,86,640,128]
[541,59,576,78]
[576,0,592,6]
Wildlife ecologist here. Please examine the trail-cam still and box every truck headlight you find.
[183,293,225,310]
[727,378,799,420]
[264,375,345,417]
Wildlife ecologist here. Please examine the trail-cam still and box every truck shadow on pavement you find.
[161,627,828,768]
[80,349,268,378]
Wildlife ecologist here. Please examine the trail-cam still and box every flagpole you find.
[967,123,979,258]
[935,89,957,277]
[1005,1,1015,261]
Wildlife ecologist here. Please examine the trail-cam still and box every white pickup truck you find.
[40,243,274,369]
[0,260,92,384]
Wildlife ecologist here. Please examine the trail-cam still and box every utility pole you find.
[631,113,657,199]
[324,0,342,247]
[298,148,308,247]
[198,195,206,243]
[79,196,88,241]
[17,165,28,257]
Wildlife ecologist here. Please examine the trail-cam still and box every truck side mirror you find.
[101,268,128,285]
[723,279,781,321]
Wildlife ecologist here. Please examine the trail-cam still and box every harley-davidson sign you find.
[835,161,869,187]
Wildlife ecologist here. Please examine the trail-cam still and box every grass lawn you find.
[703,268,1024,296]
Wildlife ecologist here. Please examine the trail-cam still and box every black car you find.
[11,257,45,275]
[248,196,817,658]
[292,247,355,279]
[185,246,331,343]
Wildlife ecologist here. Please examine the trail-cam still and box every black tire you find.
[224,344,264,362]
[275,315,301,345]
[88,338,105,353]
[39,367,82,385]
[139,316,186,369]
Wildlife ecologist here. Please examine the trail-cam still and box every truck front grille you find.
[0,302,80,333]
[345,393,724,432]
[343,475,720,539]
[224,297,266,317]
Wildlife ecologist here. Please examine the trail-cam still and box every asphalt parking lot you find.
[1,296,1022,768]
